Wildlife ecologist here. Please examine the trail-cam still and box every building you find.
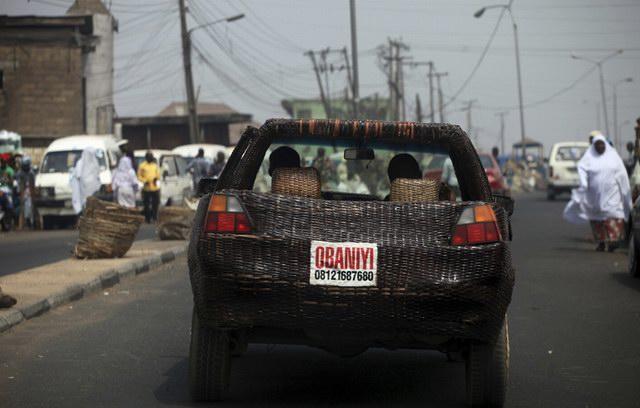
[0,0,116,148]
[281,94,391,121]
[115,102,253,150]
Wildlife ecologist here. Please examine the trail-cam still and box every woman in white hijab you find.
[111,156,138,208]
[563,134,632,251]
[70,147,101,214]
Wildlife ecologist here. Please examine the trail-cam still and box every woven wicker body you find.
[189,119,514,347]
[271,167,321,198]
[157,206,195,240]
[390,178,440,202]
[75,197,144,259]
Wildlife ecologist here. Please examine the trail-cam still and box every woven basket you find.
[157,206,195,240]
[389,178,440,202]
[271,167,321,199]
[74,197,144,259]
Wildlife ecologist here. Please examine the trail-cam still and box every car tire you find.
[189,308,231,402]
[546,188,555,201]
[466,318,509,407]
[628,234,640,278]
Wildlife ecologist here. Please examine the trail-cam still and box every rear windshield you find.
[252,141,458,200]
[41,150,107,173]
[555,146,587,161]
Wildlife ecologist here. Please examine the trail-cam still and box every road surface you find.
[0,224,156,277]
[2,193,640,407]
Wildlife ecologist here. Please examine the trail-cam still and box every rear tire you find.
[189,308,231,402]
[466,318,509,407]
[629,234,640,278]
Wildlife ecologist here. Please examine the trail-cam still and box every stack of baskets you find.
[157,206,195,240]
[74,197,144,259]
[389,178,440,202]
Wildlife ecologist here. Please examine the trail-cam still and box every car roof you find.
[133,149,172,157]
[552,141,590,148]
[45,135,120,152]
[172,144,227,158]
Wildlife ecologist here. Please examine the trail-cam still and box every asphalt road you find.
[2,192,640,407]
[0,224,157,277]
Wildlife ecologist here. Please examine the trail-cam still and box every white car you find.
[547,141,589,200]
[171,143,227,163]
[36,134,125,228]
[133,149,192,206]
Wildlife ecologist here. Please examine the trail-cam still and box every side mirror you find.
[493,194,514,216]
[344,147,375,161]
[197,177,218,197]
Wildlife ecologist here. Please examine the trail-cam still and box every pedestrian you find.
[70,147,101,215]
[137,151,160,223]
[15,156,35,229]
[0,285,17,308]
[441,156,460,198]
[563,134,632,252]
[208,151,226,178]
[187,148,210,190]
[0,157,14,187]
[111,156,138,208]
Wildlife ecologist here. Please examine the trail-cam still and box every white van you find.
[133,149,192,205]
[36,135,124,228]
[172,144,227,163]
[547,141,590,200]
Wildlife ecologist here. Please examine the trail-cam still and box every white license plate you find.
[309,241,378,287]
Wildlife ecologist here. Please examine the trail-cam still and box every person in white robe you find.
[111,156,138,208]
[563,134,632,251]
[70,147,101,214]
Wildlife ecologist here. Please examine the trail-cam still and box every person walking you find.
[70,147,101,215]
[15,156,35,229]
[111,156,138,208]
[187,148,210,190]
[208,151,226,178]
[137,151,160,223]
[564,134,632,252]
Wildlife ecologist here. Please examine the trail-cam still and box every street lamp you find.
[188,13,245,36]
[612,77,633,150]
[475,1,527,161]
[571,49,623,139]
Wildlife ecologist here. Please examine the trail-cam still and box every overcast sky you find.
[3,0,640,154]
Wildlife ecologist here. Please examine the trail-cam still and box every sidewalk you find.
[0,239,188,333]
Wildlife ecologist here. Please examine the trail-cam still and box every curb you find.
[0,243,187,333]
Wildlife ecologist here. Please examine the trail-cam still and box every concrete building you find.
[115,102,253,150]
[0,0,116,148]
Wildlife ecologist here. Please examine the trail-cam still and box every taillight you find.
[204,194,252,234]
[451,204,502,246]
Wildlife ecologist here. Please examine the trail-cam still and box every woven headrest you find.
[389,178,440,202]
[271,167,322,199]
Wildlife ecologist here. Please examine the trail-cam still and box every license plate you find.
[309,241,378,287]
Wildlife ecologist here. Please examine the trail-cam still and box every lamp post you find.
[475,1,526,161]
[178,4,244,144]
[571,49,623,140]
[612,77,633,150]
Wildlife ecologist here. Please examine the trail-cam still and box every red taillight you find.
[451,205,502,246]
[204,194,252,234]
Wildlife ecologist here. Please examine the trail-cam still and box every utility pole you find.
[305,50,331,118]
[434,71,448,122]
[428,62,435,122]
[384,39,409,121]
[387,40,396,121]
[415,93,423,122]
[342,47,357,118]
[461,99,478,142]
[178,0,200,143]
[349,0,359,118]
[496,111,508,156]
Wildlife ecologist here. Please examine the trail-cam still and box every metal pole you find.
[305,51,331,118]
[178,0,200,144]
[349,0,359,118]
[428,62,435,122]
[511,17,526,161]
[613,84,618,150]
[499,112,506,155]
[598,63,610,137]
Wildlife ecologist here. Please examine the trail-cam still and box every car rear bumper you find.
[192,235,514,344]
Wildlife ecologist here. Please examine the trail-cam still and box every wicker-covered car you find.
[188,119,515,407]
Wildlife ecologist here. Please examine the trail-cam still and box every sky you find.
[3,0,640,154]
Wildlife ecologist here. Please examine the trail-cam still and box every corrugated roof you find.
[157,102,238,117]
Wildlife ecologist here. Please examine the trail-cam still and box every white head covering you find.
[70,147,102,214]
[569,134,632,221]
[111,156,137,190]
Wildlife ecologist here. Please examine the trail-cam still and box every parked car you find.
[133,150,192,205]
[35,135,124,229]
[546,142,589,200]
[478,153,510,196]
[188,119,515,406]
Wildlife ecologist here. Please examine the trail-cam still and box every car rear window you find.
[555,146,587,161]
[41,150,107,173]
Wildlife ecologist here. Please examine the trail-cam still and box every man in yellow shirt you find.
[137,151,161,223]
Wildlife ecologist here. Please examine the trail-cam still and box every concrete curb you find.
[0,243,188,333]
